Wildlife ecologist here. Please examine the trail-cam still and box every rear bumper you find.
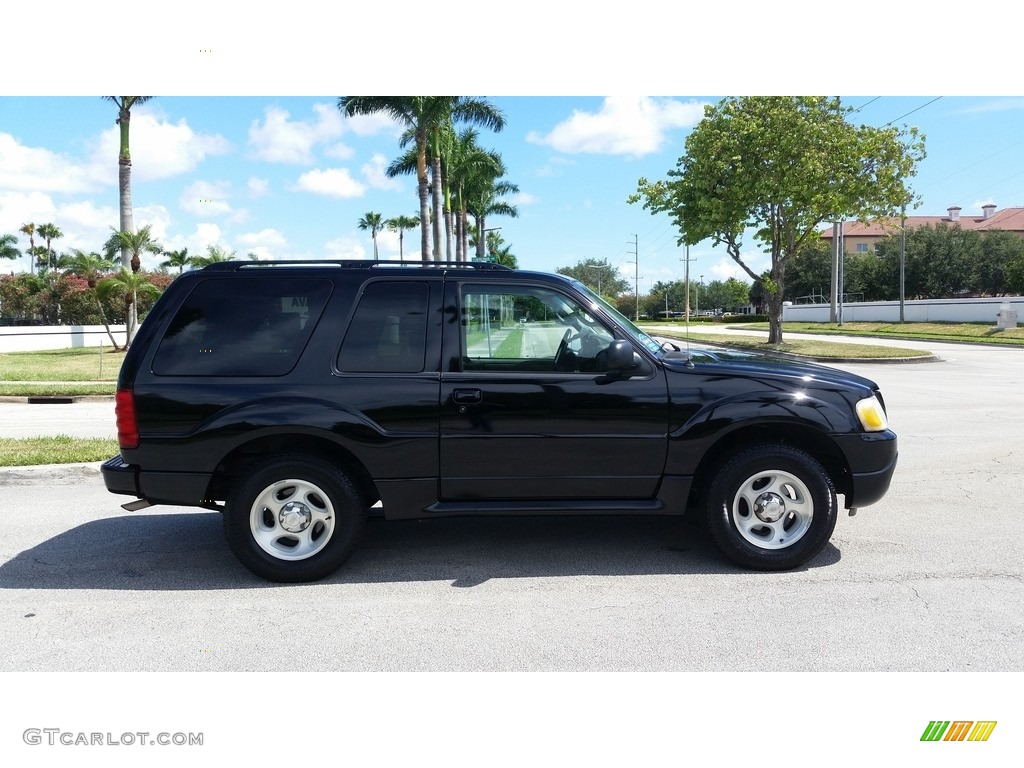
[101,455,139,496]
[101,455,212,506]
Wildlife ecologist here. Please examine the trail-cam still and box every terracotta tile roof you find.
[820,207,1024,238]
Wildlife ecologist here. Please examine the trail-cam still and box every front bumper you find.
[833,430,898,508]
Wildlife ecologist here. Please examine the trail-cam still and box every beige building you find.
[819,205,1024,253]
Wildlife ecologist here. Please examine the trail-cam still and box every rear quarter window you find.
[152,277,332,376]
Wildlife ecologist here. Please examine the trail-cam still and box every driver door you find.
[438,281,669,501]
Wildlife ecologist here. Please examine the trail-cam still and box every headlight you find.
[856,395,888,432]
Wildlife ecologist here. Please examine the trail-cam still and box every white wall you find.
[0,325,127,352]
[782,296,1024,324]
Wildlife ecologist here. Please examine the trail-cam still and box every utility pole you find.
[830,220,839,323]
[627,234,639,321]
[680,245,694,322]
[899,206,906,323]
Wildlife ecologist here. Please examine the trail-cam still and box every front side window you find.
[460,284,614,373]
[153,278,332,376]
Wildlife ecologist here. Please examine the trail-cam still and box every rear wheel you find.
[705,443,837,571]
[224,454,367,582]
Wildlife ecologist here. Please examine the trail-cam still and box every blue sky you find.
[5,94,1024,293]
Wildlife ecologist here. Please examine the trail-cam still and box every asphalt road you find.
[1,337,1022,672]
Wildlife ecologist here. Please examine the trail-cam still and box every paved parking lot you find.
[1,337,1022,672]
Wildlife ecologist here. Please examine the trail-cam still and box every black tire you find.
[224,454,367,582]
[705,443,837,571]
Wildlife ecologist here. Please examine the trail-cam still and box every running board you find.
[424,499,665,515]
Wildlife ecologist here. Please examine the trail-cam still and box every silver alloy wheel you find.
[249,478,335,560]
[730,469,814,550]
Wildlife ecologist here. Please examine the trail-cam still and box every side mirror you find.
[606,339,638,371]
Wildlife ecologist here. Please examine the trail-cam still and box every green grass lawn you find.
[768,321,1024,345]
[0,347,124,381]
[0,435,118,467]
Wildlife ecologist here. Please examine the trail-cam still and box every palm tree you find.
[105,225,163,345]
[65,249,121,348]
[188,244,236,269]
[161,247,191,274]
[106,225,162,273]
[19,223,36,274]
[0,233,21,264]
[97,268,162,348]
[104,96,153,269]
[445,128,503,262]
[339,97,506,262]
[35,222,64,272]
[357,212,385,261]
[467,175,520,262]
[385,214,420,261]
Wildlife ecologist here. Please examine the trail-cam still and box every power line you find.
[883,96,943,127]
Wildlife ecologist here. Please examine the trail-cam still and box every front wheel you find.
[705,443,837,571]
[224,454,367,582]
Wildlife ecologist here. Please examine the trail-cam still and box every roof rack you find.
[202,260,513,272]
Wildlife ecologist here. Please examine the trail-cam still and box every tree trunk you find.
[417,142,431,262]
[96,299,122,351]
[430,156,443,261]
[476,217,487,261]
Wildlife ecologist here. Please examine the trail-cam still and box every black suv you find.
[102,261,897,581]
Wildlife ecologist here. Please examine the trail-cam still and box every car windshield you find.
[571,280,664,357]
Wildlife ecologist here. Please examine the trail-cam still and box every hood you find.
[660,343,880,393]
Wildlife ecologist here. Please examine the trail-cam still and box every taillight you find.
[115,389,139,449]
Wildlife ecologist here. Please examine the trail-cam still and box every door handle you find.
[452,388,482,404]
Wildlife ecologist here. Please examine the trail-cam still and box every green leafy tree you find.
[556,258,630,298]
[104,97,153,269]
[630,96,926,343]
[357,212,385,261]
[97,268,162,348]
[1007,250,1024,294]
[385,214,420,261]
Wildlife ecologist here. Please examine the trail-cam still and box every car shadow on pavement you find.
[0,511,841,591]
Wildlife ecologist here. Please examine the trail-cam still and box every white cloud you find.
[341,111,406,137]
[324,235,367,260]
[0,133,106,193]
[238,228,287,250]
[511,192,537,206]
[89,112,231,182]
[0,191,58,233]
[526,97,708,157]
[248,103,346,164]
[247,177,270,197]
[293,168,366,198]
[180,180,232,216]
[361,153,403,192]
[324,143,356,160]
